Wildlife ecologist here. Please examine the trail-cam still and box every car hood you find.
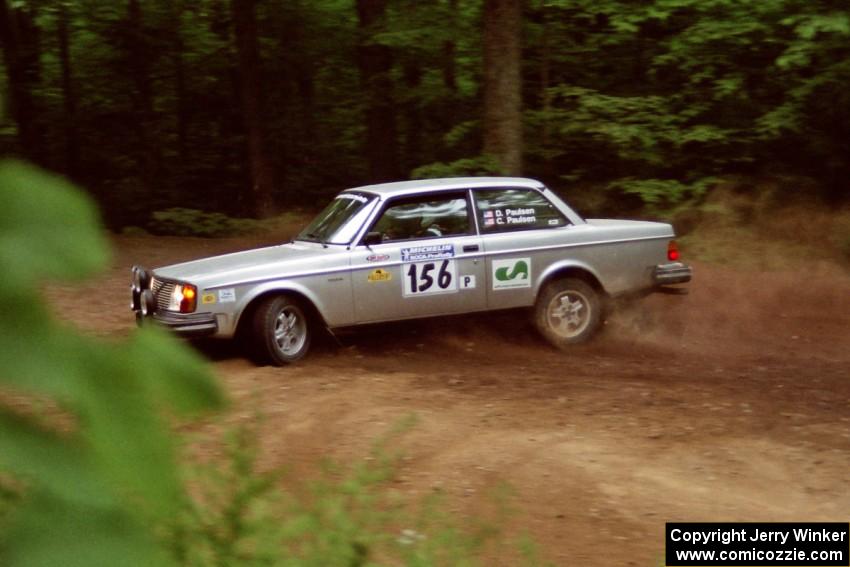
[153,242,342,288]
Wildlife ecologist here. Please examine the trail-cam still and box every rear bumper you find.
[653,262,692,286]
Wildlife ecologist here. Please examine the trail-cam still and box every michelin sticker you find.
[492,258,531,290]
[218,288,236,303]
[401,244,454,262]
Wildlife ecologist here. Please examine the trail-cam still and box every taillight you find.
[667,240,680,262]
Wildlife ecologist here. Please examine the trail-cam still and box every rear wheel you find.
[534,278,602,348]
[252,295,311,365]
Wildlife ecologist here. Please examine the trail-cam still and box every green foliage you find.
[0,161,109,289]
[0,160,225,566]
[524,0,850,208]
[411,156,504,180]
[607,177,717,212]
[150,208,264,238]
[168,416,537,567]
[4,0,850,223]
[149,208,304,238]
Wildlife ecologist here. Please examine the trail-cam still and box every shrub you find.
[0,160,224,567]
[0,160,551,566]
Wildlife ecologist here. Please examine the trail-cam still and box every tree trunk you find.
[442,0,458,92]
[57,2,78,178]
[356,0,399,182]
[482,0,522,175]
[232,0,275,217]
[0,0,44,164]
[172,2,189,164]
[124,0,164,207]
[539,7,551,149]
[402,60,423,174]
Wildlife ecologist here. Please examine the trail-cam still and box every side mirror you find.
[362,231,383,246]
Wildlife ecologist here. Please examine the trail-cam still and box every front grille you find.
[151,277,176,311]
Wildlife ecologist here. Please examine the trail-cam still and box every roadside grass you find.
[672,185,850,271]
[170,415,553,567]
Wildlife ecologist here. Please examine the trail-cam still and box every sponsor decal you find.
[403,259,457,296]
[503,207,537,225]
[367,268,392,282]
[218,288,236,303]
[485,208,538,226]
[401,243,454,262]
[460,275,476,289]
[366,254,390,262]
[201,292,216,304]
[492,258,531,290]
[548,218,560,225]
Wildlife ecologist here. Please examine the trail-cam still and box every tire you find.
[251,295,312,365]
[534,277,602,348]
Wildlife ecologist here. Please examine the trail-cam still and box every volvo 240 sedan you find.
[130,177,691,364]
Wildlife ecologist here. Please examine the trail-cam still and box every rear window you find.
[473,188,567,233]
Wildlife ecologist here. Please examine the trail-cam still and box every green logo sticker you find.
[495,260,529,281]
[492,258,531,289]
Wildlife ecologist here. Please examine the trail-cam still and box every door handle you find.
[463,244,479,252]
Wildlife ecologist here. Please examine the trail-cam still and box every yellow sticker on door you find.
[368,268,392,282]
[201,292,217,304]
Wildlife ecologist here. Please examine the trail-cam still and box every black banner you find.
[666,522,849,566]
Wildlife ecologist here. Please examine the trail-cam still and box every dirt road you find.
[48,235,850,565]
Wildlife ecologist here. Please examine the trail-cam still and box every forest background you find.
[1,0,849,228]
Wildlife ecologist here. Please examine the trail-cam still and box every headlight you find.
[168,283,197,313]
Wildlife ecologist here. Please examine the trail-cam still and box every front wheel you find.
[534,278,602,348]
[252,295,312,365]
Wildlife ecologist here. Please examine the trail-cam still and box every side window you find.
[371,193,471,242]
[473,188,568,233]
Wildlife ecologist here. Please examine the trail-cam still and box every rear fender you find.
[537,260,608,297]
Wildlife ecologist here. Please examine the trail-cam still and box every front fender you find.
[226,280,333,337]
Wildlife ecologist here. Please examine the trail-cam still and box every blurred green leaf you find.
[3,491,175,567]
[0,162,222,566]
[0,161,109,289]
[128,327,225,415]
[0,411,108,508]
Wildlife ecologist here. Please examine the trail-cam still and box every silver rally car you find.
[130,177,691,364]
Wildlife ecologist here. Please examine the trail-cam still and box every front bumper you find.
[653,262,692,286]
[149,311,218,337]
[131,265,217,337]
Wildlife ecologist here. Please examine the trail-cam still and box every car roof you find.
[342,177,545,199]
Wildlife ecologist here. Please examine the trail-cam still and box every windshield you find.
[296,192,377,245]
